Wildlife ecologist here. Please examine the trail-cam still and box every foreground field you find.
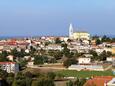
[56,70,114,78]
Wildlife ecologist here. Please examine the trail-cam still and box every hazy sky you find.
[0,0,115,36]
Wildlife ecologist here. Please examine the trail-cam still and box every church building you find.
[69,24,90,40]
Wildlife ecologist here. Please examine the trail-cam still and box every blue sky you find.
[0,0,115,36]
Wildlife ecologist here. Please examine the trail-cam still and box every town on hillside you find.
[0,24,115,86]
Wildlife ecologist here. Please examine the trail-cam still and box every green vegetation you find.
[56,70,114,78]
[89,50,112,61]
[66,78,86,86]
[96,38,102,45]
[0,70,56,86]
[34,55,48,65]
[55,37,62,44]
[63,58,78,68]
[93,35,115,43]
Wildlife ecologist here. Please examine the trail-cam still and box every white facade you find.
[107,78,115,86]
[7,55,14,61]
[46,44,63,51]
[68,24,90,40]
[0,62,19,73]
[95,48,104,54]
[78,58,91,64]
[24,56,31,60]
[68,65,104,71]
[72,32,90,40]
[107,57,113,62]
[69,23,74,38]
[28,61,34,66]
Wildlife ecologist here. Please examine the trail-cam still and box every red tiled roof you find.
[0,62,16,64]
[84,76,113,86]
[112,56,115,58]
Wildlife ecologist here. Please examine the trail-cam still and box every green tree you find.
[0,55,9,62]
[62,47,71,58]
[92,35,99,40]
[66,78,86,86]
[75,78,86,86]
[61,43,67,48]
[6,77,14,86]
[111,38,115,42]
[13,72,26,86]
[24,72,33,86]
[55,38,61,44]
[34,55,48,65]
[0,69,8,79]
[96,38,101,45]
[101,35,111,42]
[106,51,112,57]
[47,72,56,80]
[63,58,78,68]
[35,78,55,86]
[19,59,27,70]
[89,50,98,60]
[67,39,72,43]
[99,51,107,61]
[66,80,73,86]
[11,48,19,57]
[2,51,9,58]
[49,58,57,63]
[0,69,9,85]
[6,73,14,86]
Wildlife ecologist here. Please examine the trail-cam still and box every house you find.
[27,61,34,66]
[46,44,63,51]
[78,57,91,64]
[106,57,113,62]
[112,47,115,54]
[0,62,19,73]
[25,49,30,53]
[72,31,90,40]
[84,76,113,86]
[107,78,115,86]
[24,56,31,60]
[82,40,90,44]
[95,48,104,54]
[104,48,112,52]
[84,54,93,58]
[7,55,14,61]
[68,65,104,71]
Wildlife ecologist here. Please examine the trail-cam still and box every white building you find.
[25,49,30,53]
[78,57,91,64]
[69,23,74,38]
[68,65,104,71]
[95,48,104,54]
[46,44,63,51]
[107,57,113,62]
[107,78,115,86]
[27,61,34,66]
[0,62,19,73]
[7,55,14,61]
[68,23,90,40]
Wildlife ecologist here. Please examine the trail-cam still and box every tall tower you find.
[69,23,74,38]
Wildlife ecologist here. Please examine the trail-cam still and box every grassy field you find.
[56,70,114,78]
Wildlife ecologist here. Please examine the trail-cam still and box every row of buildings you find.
[0,24,114,73]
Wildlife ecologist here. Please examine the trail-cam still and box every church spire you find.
[69,23,74,38]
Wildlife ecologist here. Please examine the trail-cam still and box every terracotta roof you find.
[84,76,113,86]
[0,62,16,64]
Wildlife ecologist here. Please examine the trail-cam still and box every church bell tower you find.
[69,23,74,38]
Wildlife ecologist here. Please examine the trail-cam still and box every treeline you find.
[0,69,61,86]
[93,35,115,45]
